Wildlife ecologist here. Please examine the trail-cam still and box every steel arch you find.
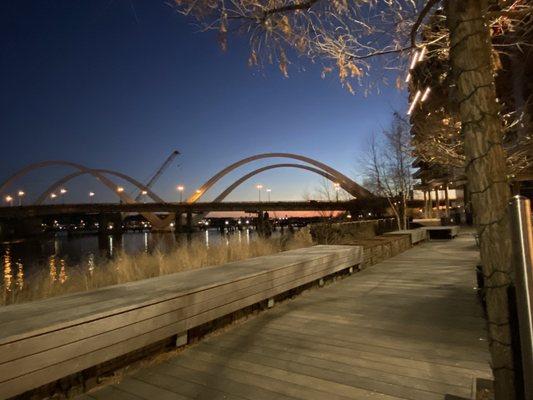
[187,153,373,203]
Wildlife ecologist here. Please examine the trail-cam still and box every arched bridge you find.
[0,153,374,228]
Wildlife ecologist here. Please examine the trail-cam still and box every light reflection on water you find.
[1,229,259,296]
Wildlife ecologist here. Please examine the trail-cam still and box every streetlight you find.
[50,193,57,200]
[140,190,148,203]
[5,195,13,207]
[334,183,340,202]
[89,192,95,203]
[116,187,125,204]
[59,188,67,204]
[266,188,272,202]
[17,191,25,206]
[256,184,263,202]
[177,185,184,202]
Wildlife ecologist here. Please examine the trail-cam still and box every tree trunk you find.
[446,0,516,398]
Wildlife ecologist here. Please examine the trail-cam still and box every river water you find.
[1,229,259,293]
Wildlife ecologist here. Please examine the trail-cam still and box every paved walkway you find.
[83,232,492,400]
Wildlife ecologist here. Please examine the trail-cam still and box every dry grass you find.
[1,230,313,307]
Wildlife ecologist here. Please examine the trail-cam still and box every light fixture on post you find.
[17,190,25,206]
[256,184,263,202]
[177,185,184,203]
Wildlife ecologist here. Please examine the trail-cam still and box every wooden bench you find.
[423,225,460,240]
[384,228,427,246]
[0,245,362,399]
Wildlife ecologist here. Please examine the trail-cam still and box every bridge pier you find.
[97,213,123,236]
[174,212,194,234]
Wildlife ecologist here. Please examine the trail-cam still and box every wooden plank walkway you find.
[83,232,492,400]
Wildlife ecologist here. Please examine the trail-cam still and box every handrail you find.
[508,195,533,399]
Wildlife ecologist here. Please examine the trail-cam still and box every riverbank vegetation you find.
[1,230,313,307]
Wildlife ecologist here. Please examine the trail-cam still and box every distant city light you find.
[89,192,95,197]
[141,190,148,195]
[17,190,25,197]
[5,195,13,204]
[50,193,57,199]
[60,188,67,194]
[116,186,124,193]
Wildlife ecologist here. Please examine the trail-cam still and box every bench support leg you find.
[176,332,188,347]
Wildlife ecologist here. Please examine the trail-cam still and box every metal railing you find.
[509,195,533,400]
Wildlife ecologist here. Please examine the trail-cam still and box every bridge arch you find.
[212,163,343,202]
[187,153,373,203]
[0,161,172,229]
[34,169,166,205]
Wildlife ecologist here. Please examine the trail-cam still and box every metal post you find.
[444,185,450,219]
[434,188,439,218]
[423,190,428,218]
[509,195,533,399]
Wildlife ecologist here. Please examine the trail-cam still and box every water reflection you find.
[1,229,262,297]
[3,248,12,292]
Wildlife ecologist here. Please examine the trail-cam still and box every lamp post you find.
[17,191,25,206]
[334,183,340,202]
[59,188,67,204]
[50,193,57,201]
[141,190,147,203]
[266,188,271,202]
[5,195,13,207]
[116,187,124,204]
[177,185,184,203]
[256,184,263,202]
[89,191,95,203]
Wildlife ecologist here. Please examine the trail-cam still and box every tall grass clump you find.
[1,230,313,306]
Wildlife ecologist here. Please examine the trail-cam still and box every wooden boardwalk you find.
[83,233,492,400]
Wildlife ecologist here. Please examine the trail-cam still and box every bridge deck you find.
[82,233,491,400]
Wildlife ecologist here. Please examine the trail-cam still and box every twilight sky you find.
[0,1,407,204]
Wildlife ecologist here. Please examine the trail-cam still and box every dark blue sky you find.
[0,1,407,203]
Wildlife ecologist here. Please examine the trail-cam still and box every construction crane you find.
[135,150,180,201]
